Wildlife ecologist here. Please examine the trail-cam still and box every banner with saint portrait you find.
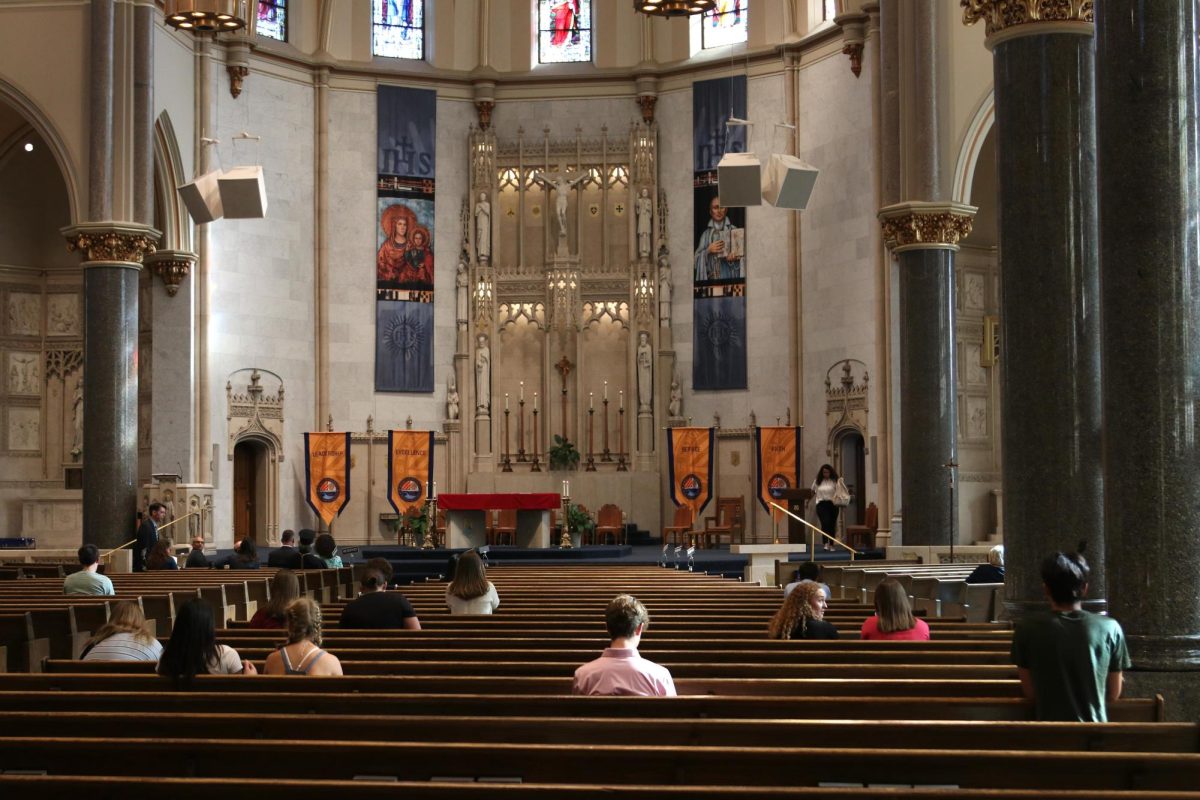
[304,432,352,528]
[667,427,715,521]
[376,85,436,392]
[386,429,434,518]
[692,76,748,391]
[756,426,802,520]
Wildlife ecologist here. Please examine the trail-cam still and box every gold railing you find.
[769,501,859,560]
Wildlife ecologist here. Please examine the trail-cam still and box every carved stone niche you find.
[825,359,870,457]
[225,368,285,545]
[140,476,214,544]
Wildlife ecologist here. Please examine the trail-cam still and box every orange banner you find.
[667,427,715,520]
[304,432,351,527]
[387,430,434,517]
[756,426,802,520]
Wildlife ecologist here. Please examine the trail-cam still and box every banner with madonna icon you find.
[756,426,802,519]
[667,427,715,521]
[304,432,352,527]
[376,85,436,392]
[387,430,435,518]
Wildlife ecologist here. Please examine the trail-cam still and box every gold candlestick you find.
[502,407,513,472]
[585,407,597,471]
[601,397,612,462]
[530,407,542,471]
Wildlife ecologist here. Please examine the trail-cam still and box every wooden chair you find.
[594,504,624,545]
[701,497,744,548]
[400,507,423,547]
[492,508,517,546]
[433,509,446,548]
[845,502,879,551]
[662,506,695,547]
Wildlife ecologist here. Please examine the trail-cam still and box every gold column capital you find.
[61,221,161,265]
[962,0,1093,47]
[878,202,978,252]
[145,249,198,296]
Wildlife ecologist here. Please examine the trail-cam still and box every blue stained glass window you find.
[374,0,425,60]
[256,0,286,41]
[538,0,592,64]
[702,0,748,49]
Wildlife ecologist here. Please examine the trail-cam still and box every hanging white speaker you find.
[716,152,762,207]
[762,154,819,210]
[177,169,224,224]
[218,165,269,219]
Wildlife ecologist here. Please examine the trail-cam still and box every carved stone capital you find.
[145,249,198,297]
[833,12,869,78]
[61,221,160,265]
[637,94,658,124]
[227,64,250,98]
[878,202,977,252]
[475,100,494,130]
[961,0,1094,47]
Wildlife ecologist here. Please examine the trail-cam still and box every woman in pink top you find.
[861,579,930,641]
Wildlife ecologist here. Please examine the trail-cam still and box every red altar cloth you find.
[438,493,562,511]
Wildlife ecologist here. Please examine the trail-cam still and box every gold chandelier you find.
[635,0,717,17]
[164,0,249,33]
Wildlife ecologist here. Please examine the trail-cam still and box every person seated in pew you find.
[783,561,831,600]
[444,550,500,615]
[338,568,421,630]
[63,543,114,596]
[217,538,261,570]
[860,579,930,641]
[572,595,676,697]
[297,529,325,570]
[1012,545,1131,722]
[145,539,178,570]
[80,601,163,662]
[158,598,257,684]
[263,598,343,676]
[249,570,300,629]
[314,533,343,568]
[966,544,1005,584]
[365,557,395,586]
[267,529,303,569]
[767,582,838,640]
[184,536,210,568]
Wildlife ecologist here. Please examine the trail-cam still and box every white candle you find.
[589,392,594,410]
[561,480,567,496]
[604,381,608,400]
[533,392,538,411]
[619,389,624,410]
[505,393,509,411]
[431,481,437,499]
[565,480,570,496]
[520,381,524,401]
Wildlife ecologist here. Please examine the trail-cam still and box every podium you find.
[776,488,812,544]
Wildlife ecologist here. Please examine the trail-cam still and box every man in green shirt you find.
[63,544,115,596]
[1011,549,1131,722]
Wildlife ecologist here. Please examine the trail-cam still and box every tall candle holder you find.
[421,493,438,550]
[585,406,597,471]
[530,407,542,471]
[616,405,628,472]
[517,398,527,462]
[559,492,573,548]
[601,397,612,462]
[501,406,513,472]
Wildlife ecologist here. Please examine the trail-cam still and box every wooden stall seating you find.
[662,506,694,547]
[434,509,446,548]
[845,502,879,551]
[492,508,517,546]
[593,504,624,545]
[701,497,744,548]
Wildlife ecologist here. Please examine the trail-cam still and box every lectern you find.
[777,488,812,544]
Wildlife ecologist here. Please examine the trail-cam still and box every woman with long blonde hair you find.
[81,601,163,661]
[249,569,299,629]
[861,579,930,640]
[445,550,499,615]
[767,581,839,640]
[263,598,343,676]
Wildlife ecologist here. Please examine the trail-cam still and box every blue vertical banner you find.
[376,85,436,392]
[692,76,748,391]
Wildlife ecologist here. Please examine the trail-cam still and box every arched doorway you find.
[232,439,268,542]
[836,429,866,528]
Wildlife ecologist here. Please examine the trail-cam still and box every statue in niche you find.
[657,245,672,327]
[668,374,682,418]
[475,193,491,260]
[475,333,491,415]
[70,378,84,459]
[636,331,653,413]
[447,372,460,421]
[636,188,653,259]
[456,254,469,326]
[532,166,587,241]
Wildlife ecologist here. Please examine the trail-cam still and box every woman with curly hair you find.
[767,581,839,640]
[445,550,499,615]
[263,598,343,676]
[80,601,163,661]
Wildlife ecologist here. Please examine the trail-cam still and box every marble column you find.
[1095,0,1200,712]
[962,1,1104,617]
[880,203,975,546]
[62,224,159,551]
[145,250,198,480]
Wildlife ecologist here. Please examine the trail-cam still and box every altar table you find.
[439,493,561,549]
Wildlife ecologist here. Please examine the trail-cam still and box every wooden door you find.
[233,442,257,541]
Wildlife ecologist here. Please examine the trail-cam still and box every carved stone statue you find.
[474,193,491,260]
[533,166,587,241]
[456,254,469,326]
[668,374,682,418]
[636,187,653,259]
[636,331,653,413]
[71,379,83,458]
[447,372,460,421]
[474,333,491,415]
[657,245,672,327]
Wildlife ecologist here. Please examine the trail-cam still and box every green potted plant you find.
[548,435,581,471]
[565,503,594,543]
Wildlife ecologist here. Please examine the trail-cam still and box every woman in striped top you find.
[81,601,163,662]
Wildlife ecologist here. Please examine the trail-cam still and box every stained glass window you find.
[702,0,748,49]
[256,0,286,41]
[374,0,424,60]
[538,0,592,64]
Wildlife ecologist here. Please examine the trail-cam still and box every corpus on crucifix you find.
[533,165,587,242]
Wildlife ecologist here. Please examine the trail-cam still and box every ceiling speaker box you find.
[717,152,762,207]
[218,165,269,218]
[177,169,224,224]
[762,153,819,210]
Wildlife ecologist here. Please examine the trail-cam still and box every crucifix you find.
[555,355,574,442]
[533,164,587,244]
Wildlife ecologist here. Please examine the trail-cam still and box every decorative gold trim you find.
[981,315,1001,367]
[227,65,250,99]
[146,249,198,297]
[878,202,977,251]
[962,0,1094,41]
[61,222,160,265]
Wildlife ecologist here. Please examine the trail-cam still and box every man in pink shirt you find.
[572,594,677,697]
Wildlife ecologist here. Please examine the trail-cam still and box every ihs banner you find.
[667,427,715,521]
[756,426,802,519]
[304,432,351,527]
[387,430,434,518]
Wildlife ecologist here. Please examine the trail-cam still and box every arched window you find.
[373,0,425,60]
[702,0,748,50]
[537,0,592,64]
[256,0,287,41]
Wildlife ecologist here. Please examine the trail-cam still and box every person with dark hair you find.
[81,601,161,661]
[249,570,300,629]
[573,595,675,696]
[64,544,114,596]
[134,502,168,571]
[314,533,343,568]
[339,569,420,630]
[219,537,261,570]
[263,598,343,676]
[1011,547,1131,721]
[767,582,839,640]
[810,464,847,551]
[185,536,210,568]
[861,579,930,640]
[445,550,499,615]
[365,557,394,585]
[145,539,178,570]
[267,529,303,569]
[783,560,831,600]
[966,544,1005,584]
[298,529,325,569]
[157,598,256,685]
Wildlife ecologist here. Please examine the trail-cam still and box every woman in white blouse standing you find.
[445,550,500,615]
[811,464,848,551]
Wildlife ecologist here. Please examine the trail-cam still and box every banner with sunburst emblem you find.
[756,426,802,519]
[692,76,748,390]
[667,427,715,521]
[376,85,436,392]
[304,432,351,528]
[387,429,434,518]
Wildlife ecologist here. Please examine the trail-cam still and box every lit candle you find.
[561,480,567,496]
[505,393,509,411]
[619,389,624,410]
[589,392,594,410]
[565,480,570,496]
[604,381,608,401]
[520,381,524,401]
[533,392,538,411]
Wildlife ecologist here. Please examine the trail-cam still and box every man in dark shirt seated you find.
[339,568,421,630]
[297,529,325,569]
[267,529,303,569]
[184,537,210,568]
[966,544,1005,584]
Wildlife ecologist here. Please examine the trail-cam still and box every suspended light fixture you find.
[164,0,249,33]
[635,0,717,18]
